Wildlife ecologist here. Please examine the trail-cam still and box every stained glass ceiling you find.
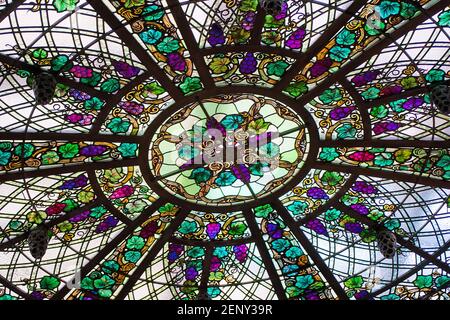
[0,0,449,301]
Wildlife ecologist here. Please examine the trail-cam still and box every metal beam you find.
[334,202,450,274]
[113,206,190,300]
[295,173,357,226]
[0,53,110,100]
[86,170,132,225]
[166,0,215,89]
[0,0,26,23]
[273,0,367,90]
[290,1,450,108]
[367,240,450,299]
[0,200,100,251]
[340,79,372,140]
[0,274,36,300]
[242,208,287,300]
[272,200,349,300]
[86,0,182,100]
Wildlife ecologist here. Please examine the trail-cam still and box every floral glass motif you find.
[150,94,309,205]
[0,0,449,301]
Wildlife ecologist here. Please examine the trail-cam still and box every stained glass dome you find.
[0,0,449,301]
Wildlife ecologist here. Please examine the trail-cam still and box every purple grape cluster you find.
[351,71,380,87]
[267,223,283,239]
[351,181,378,194]
[167,52,187,72]
[286,28,306,49]
[110,185,134,199]
[344,222,363,234]
[45,202,66,216]
[168,243,184,264]
[69,89,90,101]
[69,210,91,223]
[239,53,257,75]
[207,23,225,47]
[206,222,221,239]
[381,85,402,96]
[112,61,140,79]
[305,290,320,300]
[185,267,199,281]
[305,219,328,236]
[80,145,108,157]
[70,65,93,78]
[210,256,221,271]
[233,244,248,263]
[60,174,89,190]
[306,187,329,200]
[139,220,159,238]
[119,101,144,115]
[329,106,356,120]
[373,121,401,135]
[96,216,119,233]
[350,203,369,215]
[232,164,251,183]
[241,12,255,31]
[207,117,226,136]
[403,97,424,110]
[310,57,332,78]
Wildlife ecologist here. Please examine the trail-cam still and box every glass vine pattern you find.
[0,0,449,300]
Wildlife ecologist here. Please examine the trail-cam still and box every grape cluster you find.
[112,61,140,79]
[69,89,91,101]
[110,185,134,199]
[185,267,199,281]
[119,101,144,115]
[206,222,221,239]
[241,12,255,31]
[232,164,251,183]
[45,203,66,216]
[305,219,328,236]
[310,57,332,78]
[306,187,329,200]
[267,223,283,239]
[168,243,184,263]
[70,65,93,78]
[351,71,380,87]
[69,210,91,223]
[329,106,356,120]
[167,52,186,72]
[210,256,221,271]
[207,23,225,47]
[96,216,119,233]
[59,174,88,190]
[286,28,306,49]
[80,145,108,157]
[239,53,257,75]
[233,244,248,263]
[344,222,363,234]
[139,220,159,238]
[373,121,401,135]
[351,181,378,194]
[350,204,369,215]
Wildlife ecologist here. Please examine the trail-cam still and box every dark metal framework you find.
[0,0,449,300]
